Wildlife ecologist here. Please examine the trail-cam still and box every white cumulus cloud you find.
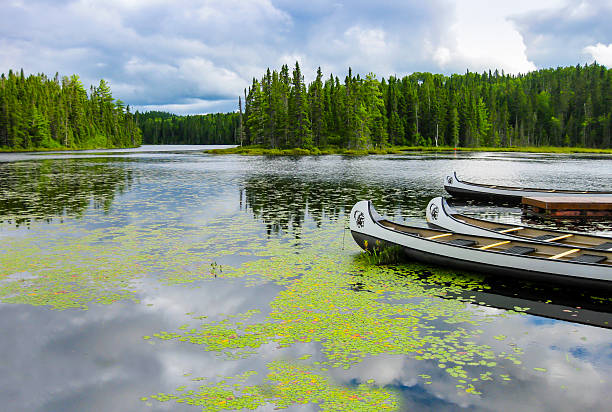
[584,43,612,66]
[0,0,609,114]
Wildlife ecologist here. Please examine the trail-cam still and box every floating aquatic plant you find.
[2,160,591,411]
[143,361,399,411]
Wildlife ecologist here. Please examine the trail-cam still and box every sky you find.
[1,0,611,114]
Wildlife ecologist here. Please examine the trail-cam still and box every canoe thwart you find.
[480,240,512,250]
[549,249,580,260]
[543,234,574,243]
[426,233,453,240]
[498,227,524,233]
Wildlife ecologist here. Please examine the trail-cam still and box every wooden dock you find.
[522,196,612,218]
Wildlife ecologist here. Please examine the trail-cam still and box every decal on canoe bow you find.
[354,210,365,228]
[429,203,439,221]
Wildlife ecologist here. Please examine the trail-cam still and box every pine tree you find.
[289,62,312,148]
[309,67,325,146]
[240,62,612,150]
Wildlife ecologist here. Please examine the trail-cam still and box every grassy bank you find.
[0,145,141,153]
[206,146,411,156]
[398,145,612,154]
[206,145,612,156]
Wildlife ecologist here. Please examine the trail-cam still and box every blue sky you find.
[1,0,611,114]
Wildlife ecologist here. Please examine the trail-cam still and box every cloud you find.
[511,0,612,68]
[333,311,612,411]
[0,1,608,114]
[0,0,290,113]
[134,98,237,115]
[584,43,612,66]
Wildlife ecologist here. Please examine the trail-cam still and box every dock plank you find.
[522,196,612,218]
[522,196,612,211]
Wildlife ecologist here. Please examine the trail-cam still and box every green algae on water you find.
[143,220,532,408]
[145,361,399,411]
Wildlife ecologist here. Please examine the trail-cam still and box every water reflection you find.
[0,159,133,226]
[425,270,612,329]
[1,150,612,411]
[0,278,283,412]
[349,263,612,330]
[240,172,432,235]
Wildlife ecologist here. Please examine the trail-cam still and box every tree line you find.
[136,111,239,145]
[243,62,612,149]
[3,64,610,151]
[0,70,141,150]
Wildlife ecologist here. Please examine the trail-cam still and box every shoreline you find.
[3,144,611,155]
[0,145,141,153]
[205,145,612,156]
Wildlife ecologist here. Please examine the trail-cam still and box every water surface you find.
[1,146,611,411]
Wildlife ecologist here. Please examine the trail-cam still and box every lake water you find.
[1,146,611,411]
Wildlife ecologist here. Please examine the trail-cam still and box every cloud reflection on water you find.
[0,149,611,411]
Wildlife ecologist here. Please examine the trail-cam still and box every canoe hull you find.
[444,184,523,203]
[349,200,612,289]
[444,171,612,202]
[351,230,611,289]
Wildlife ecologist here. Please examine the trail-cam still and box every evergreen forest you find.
[243,62,612,149]
[0,70,141,150]
[136,111,239,145]
[2,64,611,151]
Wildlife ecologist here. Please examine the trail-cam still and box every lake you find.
[1,146,611,411]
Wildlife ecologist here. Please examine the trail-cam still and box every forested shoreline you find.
[242,63,612,150]
[2,64,611,152]
[136,111,238,145]
[0,70,141,151]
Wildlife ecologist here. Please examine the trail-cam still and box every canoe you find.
[425,197,612,252]
[444,171,612,202]
[349,200,612,288]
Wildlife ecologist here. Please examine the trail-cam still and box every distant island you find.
[2,63,611,153]
[135,111,239,146]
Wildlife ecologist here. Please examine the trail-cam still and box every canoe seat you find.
[593,242,612,251]
[570,254,607,264]
[503,246,536,255]
[446,238,477,247]
[533,234,557,241]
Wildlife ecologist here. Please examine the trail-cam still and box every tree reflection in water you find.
[240,174,430,236]
[0,158,133,226]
